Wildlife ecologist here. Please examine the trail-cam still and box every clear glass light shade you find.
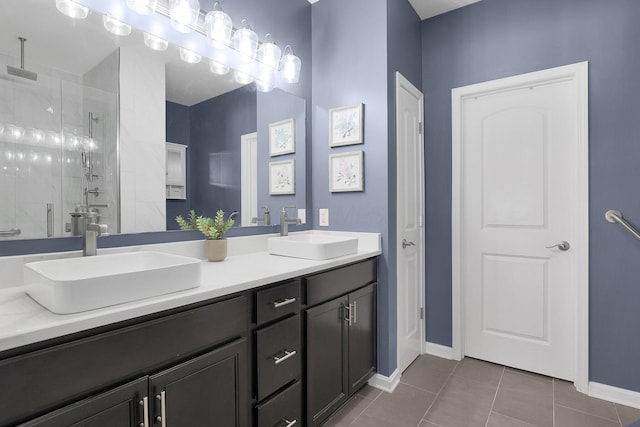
[232,25,258,60]
[280,48,301,84]
[210,60,229,75]
[126,0,158,15]
[8,125,25,141]
[255,78,274,93]
[170,0,200,33]
[234,70,254,85]
[258,36,281,71]
[103,15,132,36]
[144,32,168,51]
[55,0,89,19]
[205,10,232,48]
[179,47,201,64]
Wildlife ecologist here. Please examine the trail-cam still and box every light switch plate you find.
[298,208,306,224]
[319,209,329,227]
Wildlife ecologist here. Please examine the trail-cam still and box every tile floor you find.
[324,355,640,427]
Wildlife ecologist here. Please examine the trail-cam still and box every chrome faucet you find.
[252,206,271,226]
[279,206,301,236]
[81,212,108,256]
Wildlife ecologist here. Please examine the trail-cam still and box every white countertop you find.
[0,231,381,353]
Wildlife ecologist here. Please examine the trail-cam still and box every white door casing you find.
[396,72,426,374]
[452,63,589,391]
[240,132,258,227]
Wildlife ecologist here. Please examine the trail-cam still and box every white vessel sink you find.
[24,251,201,314]
[268,234,358,260]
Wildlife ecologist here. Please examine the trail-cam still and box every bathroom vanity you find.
[0,232,380,427]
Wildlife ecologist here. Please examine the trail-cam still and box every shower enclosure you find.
[0,54,118,239]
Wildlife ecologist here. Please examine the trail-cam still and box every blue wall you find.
[422,0,640,392]
[166,101,191,230]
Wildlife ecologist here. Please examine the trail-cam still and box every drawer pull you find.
[272,297,296,308]
[352,301,357,325]
[283,419,297,427]
[156,391,166,427]
[140,396,149,427]
[273,350,297,365]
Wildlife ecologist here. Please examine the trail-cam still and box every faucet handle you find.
[281,205,297,212]
[261,206,270,213]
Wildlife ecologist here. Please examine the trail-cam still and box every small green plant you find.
[176,210,198,230]
[195,210,234,240]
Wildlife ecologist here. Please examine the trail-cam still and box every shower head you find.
[6,37,37,81]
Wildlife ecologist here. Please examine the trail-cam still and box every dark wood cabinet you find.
[305,266,378,427]
[150,339,248,426]
[19,378,148,427]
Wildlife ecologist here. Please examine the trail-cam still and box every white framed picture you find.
[269,159,296,195]
[269,118,295,156]
[329,151,364,192]
[329,103,364,147]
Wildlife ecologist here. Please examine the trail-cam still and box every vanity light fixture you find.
[204,2,232,49]
[169,0,200,33]
[210,60,229,75]
[233,19,258,60]
[179,47,201,63]
[280,45,301,84]
[55,0,89,19]
[144,32,169,51]
[126,0,158,15]
[255,34,281,92]
[103,14,132,36]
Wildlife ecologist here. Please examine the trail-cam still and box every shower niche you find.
[0,52,118,239]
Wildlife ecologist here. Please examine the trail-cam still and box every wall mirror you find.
[0,0,308,241]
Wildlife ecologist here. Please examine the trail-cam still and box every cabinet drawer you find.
[256,315,301,400]
[306,258,377,306]
[256,381,301,427]
[256,280,300,325]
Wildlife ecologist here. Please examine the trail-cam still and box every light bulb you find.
[126,0,158,15]
[170,0,200,33]
[234,70,254,85]
[210,60,229,75]
[258,34,281,71]
[232,20,258,60]
[144,32,168,51]
[55,0,88,19]
[103,15,132,36]
[280,46,301,84]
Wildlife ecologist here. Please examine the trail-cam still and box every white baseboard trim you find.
[425,342,455,360]
[589,381,640,409]
[368,369,400,393]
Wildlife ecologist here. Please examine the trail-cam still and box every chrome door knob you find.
[402,239,416,249]
[546,241,570,251]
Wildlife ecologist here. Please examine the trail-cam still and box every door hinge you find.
[418,121,423,135]
[420,307,424,320]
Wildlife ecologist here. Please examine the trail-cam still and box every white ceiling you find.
[308,0,482,20]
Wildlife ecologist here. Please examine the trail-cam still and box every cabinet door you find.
[19,377,147,427]
[150,338,247,427]
[305,296,349,427]
[348,283,377,394]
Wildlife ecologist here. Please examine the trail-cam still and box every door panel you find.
[462,78,578,380]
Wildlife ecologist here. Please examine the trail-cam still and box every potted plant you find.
[177,210,234,262]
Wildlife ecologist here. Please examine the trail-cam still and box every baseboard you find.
[425,341,455,360]
[589,381,640,409]
[368,368,400,393]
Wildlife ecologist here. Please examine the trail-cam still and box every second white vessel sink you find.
[268,233,358,260]
[24,251,201,314]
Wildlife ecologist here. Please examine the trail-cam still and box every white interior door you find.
[240,132,257,227]
[454,64,588,382]
[396,72,425,374]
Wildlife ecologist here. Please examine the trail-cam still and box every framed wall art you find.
[269,118,295,156]
[329,103,364,147]
[329,151,364,192]
[269,159,296,195]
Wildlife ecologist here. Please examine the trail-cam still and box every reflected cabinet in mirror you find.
[0,0,309,241]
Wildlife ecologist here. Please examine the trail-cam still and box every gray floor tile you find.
[357,385,383,401]
[452,357,504,388]
[323,395,372,427]
[423,374,497,427]
[493,370,553,426]
[351,413,403,427]
[360,383,436,427]
[487,411,538,426]
[554,379,619,422]
[419,420,442,427]
[401,355,457,393]
[555,405,621,427]
[617,404,640,426]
